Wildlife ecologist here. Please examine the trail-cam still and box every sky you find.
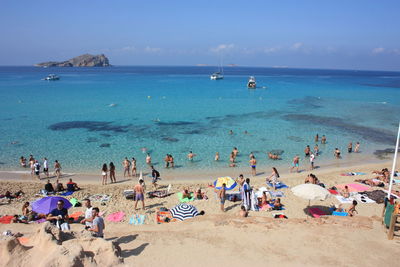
[0,0,399,71]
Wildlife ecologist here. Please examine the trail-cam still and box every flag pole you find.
[387,122,400,199]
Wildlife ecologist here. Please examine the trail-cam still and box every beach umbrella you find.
[31,196,72,214]
[291,184,330,202]
[214,176,237,190]
[170,203,198,221]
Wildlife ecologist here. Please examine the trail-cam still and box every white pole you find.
[387,122,400,199]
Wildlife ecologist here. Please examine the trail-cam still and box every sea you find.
[0,66,399,174]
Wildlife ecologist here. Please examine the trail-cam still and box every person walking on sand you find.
[219,183,226,212]
[131,157,137,177]
[151,165,160,189]
[101,163,108,185]
[109,162,116,183]
[122,157,131,177]
[29,155,35,176]
[34,160,41,180]
[348,142,353,153]
[43,158,49,178]
[249,156,257,176]
[54,160,62,179]
[290,155,300,173]
[354,142,360,153]
[309,153,315,170]
[134,180,145,210]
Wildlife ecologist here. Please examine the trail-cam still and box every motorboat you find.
[44,74,60,81]
[247,76,256,89]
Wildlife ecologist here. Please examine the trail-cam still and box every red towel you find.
[328,189,339,195]
[0,215,14,224]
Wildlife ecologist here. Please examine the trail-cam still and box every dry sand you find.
[0,160,399,266]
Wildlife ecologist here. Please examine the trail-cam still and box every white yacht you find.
[210,72,224,80]
[247,76,256,89]
[44,74,60,81]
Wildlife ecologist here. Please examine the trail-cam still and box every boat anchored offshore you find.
[247,76,256,89]
[44,74,60,81]
[210,72,224,80]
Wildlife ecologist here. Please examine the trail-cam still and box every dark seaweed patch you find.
[287,96,323,109]
[48,121,130,133]
[161,137,179,142]
[373,148,400,159]
[287,136,304,142]
[270,149,284,155]
[362,81,400,89]
[156,121,197,126]
[99,143,111,148]
[100,133,112,137]
[283,114,395,145]
[86,137,99,143]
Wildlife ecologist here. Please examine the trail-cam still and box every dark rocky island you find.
[35,54,110,67]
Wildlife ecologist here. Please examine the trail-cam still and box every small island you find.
[35,54,110,67]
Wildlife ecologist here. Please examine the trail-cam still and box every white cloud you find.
[391,49,400,55]
[121,46,136,52]
[291,42,304,50]
[144,46,161,53]
[372,47,385,54]
[210,44,235,53]
[263,46,280,54]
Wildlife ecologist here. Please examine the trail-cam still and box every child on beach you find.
[347,200,358,216]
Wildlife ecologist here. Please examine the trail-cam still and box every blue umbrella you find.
[170,204,198,221]
[31,196,72,214]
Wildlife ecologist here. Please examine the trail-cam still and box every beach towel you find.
[177,192,194,203]
[0,215,14,224]
[251,191,259,211]
[129,214,146,225]
[69,211,84,222]
[60,191,73,196]
[69,198,80,207]
[332,211,348,216]
[354,194,376,203]
[336,183,370,193]
[123,190,135,199]
[106,211,125,222]
[226,192,242,202]
[340,172,366,176]
[34,218,46,224]
[328,189,339,195]
[360,190,387,204]
[267,182,288,189]
[17,237,29,245]
[89,194,111,202]
[308,207,328,218]
[335,195,354,204]
[255,190,285,198]
[156,211,176,224]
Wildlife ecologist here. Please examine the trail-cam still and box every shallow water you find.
[0,66,399,173]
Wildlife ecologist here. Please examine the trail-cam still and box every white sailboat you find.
[210,58,224,80]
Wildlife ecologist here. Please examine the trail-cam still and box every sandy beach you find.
[1,159,399,266]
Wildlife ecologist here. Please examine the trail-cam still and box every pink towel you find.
[106,211,125,222]
[308,207,327,218]
[336,183,370,193]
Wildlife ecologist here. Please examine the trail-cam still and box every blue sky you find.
[1,0,399,70]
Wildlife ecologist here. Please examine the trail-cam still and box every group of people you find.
[19,155,61,180]
[43,178,80,194]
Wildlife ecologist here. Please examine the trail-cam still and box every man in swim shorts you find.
[134,180,145,210]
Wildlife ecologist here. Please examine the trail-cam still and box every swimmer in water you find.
[146,153,152,165]
[188,151,196,161]
[229,130,233,135]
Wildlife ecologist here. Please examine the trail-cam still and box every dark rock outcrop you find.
[35,54,110,67]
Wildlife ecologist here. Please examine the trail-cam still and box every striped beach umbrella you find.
[214,176,237,190]
[170,203,198,221]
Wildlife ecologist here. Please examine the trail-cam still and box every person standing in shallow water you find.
[304,145,311,157]
[315,134,319,143]
[321,135,327,144]
[348,142,353,153]
[215,152,219,161]
[354,142,360,153]
[109,162,116,183]
[131,157,137,177]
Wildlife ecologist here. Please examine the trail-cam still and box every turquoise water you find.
[0,66,399,173]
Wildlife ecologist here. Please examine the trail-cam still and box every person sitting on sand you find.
[194,189,208,200]
[44,179,55,194]
[259,192,270,208]
[346,200,358,217]
[269,198,283,211]
[266,167,280,190]
[341,185,350,198]
[54,179,64,192]
[88,207,105,238]
[80,199,93,229]
[66,178,80,192]
[182,188,192,199]
[47,200,70,230]
[239,206,248,217]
